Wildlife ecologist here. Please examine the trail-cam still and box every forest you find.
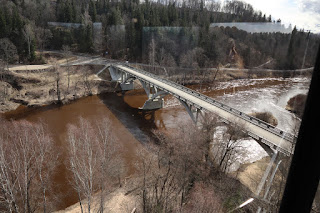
[0,0,319,69]
[0,0,319,212]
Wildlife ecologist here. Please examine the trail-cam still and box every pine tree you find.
[160,7,169,26]
[268,15,272,22]
[287,26,297,69]
[12,7,23,31]
[4,8,12,36]
[86,24,94,52]
[71,0,77,22]
[64,1,73,23]
[89,0,97,22]
[168,2,178,25]
[108,7,122,25]
[0,10,6,38]
[103,0,108,14]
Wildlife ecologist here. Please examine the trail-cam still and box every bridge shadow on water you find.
[98,83,159,145]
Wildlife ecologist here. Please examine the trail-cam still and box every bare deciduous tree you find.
[201,115,219,168]
[105,25,126,59]
[135,122,212,212]
[52,62,62,103]
[67,117,123,213]
[33,121,59,213]
[0,118,58,213]
[68,118,96,213]
[81,66,93,96]
[22,23,34,59]
[0,38,18,66]
[62,45,72,92]
[148,37,157,71]
[0,39,17,102]
[95,118,124,212]
[182,182,223,213]
[35,27,52,53]
[212,122,246,173]
[157,48,177,68]
[135,145,181,213]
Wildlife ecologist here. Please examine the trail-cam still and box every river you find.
[1,76,310,210]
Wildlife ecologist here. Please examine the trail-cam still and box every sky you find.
[239,0,320,33]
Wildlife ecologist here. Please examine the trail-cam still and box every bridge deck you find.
[114,64,295,155]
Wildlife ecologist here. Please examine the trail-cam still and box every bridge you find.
[8,54,296,156]
[107,63,296,156]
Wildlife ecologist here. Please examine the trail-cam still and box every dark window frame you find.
[280,44,320,212]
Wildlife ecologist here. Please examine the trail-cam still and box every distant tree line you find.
[141,25,320,70]
[0,0,319,69]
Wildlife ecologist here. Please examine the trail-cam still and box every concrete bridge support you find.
[108,65,207,120]
[108,66,165,110]
[255,150,286,213]
[108,66,134,90]
[179,99,202,124]
[139,80,166,110]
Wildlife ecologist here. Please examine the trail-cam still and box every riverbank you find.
[0,64,115,113]
[1,62,311,114]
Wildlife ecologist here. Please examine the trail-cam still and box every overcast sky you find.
[239,0,320,33]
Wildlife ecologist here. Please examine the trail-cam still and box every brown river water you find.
[2,93,152,210]
[1,77,308,210]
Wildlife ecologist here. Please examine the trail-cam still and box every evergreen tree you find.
[108,7,122,25]
[4,8,12,36]
[168,2,178,25]
[86,24,94,52]
[103,0,108,14]
[287,26,297,69]
[0,10,6,38]
[89,0,97,22]
[71,0,77,22]
[12,7,23,31]
[160,7,169,26]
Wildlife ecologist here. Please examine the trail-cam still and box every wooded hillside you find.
[0,0,319,69]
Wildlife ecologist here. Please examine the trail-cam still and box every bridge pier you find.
[108,66,134,91]
[255,150,288,213]
[120,82,134,90]
[179,99,202,124]
[139,80,166,110]
[142,98,164,110]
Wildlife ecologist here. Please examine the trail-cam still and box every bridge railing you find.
[114,63,296,144]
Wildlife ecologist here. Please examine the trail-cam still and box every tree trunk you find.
[56,72,61,102]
